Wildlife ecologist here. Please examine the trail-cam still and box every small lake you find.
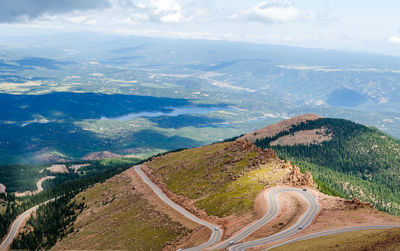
[100,106,226,122]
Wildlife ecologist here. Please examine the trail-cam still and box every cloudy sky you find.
[1,0,400,56]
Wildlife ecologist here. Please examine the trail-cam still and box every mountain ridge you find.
[6,114,400,250]
[249,114,400,215]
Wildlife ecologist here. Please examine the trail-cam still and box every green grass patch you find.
[147,141,287,217]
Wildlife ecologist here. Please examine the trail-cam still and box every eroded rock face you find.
[287,165,316,187]
[263,148,277,159]
[344,198,373,209]
[235,138,278,167]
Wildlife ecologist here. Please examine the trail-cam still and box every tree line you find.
[255,118,400,215]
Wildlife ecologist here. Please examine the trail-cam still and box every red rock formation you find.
[287,165,316,187]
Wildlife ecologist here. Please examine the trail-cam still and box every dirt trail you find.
[14,176,56,197]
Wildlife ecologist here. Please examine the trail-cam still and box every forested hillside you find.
[254,117,400,215]
[11,192,84,250]
[0,158,140,245]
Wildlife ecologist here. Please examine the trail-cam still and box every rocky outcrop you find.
[287,165,316,188]
[83,151,122,160]
[263,148,277,159]
[235,138,277,166]
[344,198,373,209]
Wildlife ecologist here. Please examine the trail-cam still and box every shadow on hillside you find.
[0,92,190,121]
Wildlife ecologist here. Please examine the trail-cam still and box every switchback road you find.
[220,187,318,251]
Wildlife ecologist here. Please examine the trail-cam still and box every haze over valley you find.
[1,1,400,250]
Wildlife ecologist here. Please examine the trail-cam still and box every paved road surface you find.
[134,165,222,251]
[265,225,400,250]
[228,188,319,251]
[0,197,58,250]
[0,204,41,250]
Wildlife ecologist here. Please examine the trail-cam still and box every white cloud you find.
[233,0,316,24]
[389,36,400,45]
[29,0,193,25]
[0,0,110,23]
[134,0,191,23]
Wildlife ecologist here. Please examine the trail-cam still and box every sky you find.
[1,0,400,56]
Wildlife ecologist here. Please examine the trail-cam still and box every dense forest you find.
[0,193,20,238]
[255,118,400,215]
[0,157,140,244]
[11,192,84,250]
[0,158,139,193]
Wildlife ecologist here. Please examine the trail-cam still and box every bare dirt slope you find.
[46,164,68,173]
[68,164,90,172]
[241,113,322,143]
[269,128,332,146]
[52,168,207,251]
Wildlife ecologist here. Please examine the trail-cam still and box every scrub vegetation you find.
[51,171,191,250]
[147,140,288,217]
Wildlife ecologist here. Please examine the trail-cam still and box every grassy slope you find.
[52,171,190,250]
[146,141,288,217]
[273,228,400,251]
[254,118,400,215]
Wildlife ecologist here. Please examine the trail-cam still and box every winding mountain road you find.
[135,164,319,251]
[134,165,222,251]
[265,225,400,250]
[14,176,56,197]
[219,187,319,251]
[3,165,398,251]
[0,197,57,250]
[0,203,44,250]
